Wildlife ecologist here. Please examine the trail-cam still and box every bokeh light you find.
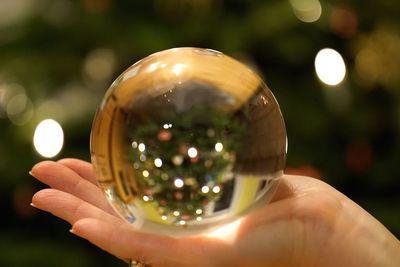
[314,48,346,86]
[6,93,34,126]
[330,7,358,38]
[0,0,36,28]
[6,94,28,117]
[33,119,64,158]
[354,25,400,89]
[289,0,322,23]
[83,48,116,85]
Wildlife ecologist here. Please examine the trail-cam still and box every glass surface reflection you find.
[90,48,286,236]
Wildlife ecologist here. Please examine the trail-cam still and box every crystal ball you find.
[90,47,287,236]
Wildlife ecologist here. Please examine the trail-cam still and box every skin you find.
[30,158,400,267]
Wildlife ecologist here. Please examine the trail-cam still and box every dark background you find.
[0,0,399,266]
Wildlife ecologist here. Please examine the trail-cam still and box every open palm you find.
[31,159,400,267]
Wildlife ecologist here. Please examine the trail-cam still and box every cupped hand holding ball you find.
[31,159,400,267]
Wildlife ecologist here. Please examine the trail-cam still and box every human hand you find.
[31,159,400,267]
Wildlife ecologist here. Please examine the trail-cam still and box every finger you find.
[32,188,122,226]
[31,161,114,214]
[72,218,210,267]
[57,158,97,185]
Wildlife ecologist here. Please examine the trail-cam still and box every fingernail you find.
[29,171,34,176]
[69,229,75,234]
[30,203,37,208]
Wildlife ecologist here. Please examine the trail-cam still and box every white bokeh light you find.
[174,178,184,188]
[33,119,64,158]
[138,143,146,152]
[315,48,346,86]
[154,158,163,168]
[201,185,210,194]
[187,147,198,158]
[212,185,221,193]
[215,142,223,152]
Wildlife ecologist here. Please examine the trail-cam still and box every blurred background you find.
[0,0,399,266]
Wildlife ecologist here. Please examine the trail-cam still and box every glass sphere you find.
[90,47,287,236]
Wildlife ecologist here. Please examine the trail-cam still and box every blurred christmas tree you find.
[129,105,245,222]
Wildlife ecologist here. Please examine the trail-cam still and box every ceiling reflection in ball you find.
[90,48,287,236]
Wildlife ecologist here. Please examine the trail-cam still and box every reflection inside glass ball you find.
[90,48,286,236]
